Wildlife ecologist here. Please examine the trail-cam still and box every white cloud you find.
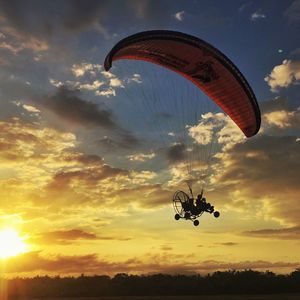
[78,80,104,91]
[71,63,101,77]
[189,112,245,150]
[250,11,266,21]
[217,119,245,148]
[13,101,41,114]
[49,78,63,88]
[188,122,214,145]
[128,73,142,84]
[264,60,300,92]
[127,152,156,162]
[22,104,40,113]
[109,78,124,88]
[101,71,115,79]
[264,110,300,129]
[96,88,116,97]
[174,11,185,21]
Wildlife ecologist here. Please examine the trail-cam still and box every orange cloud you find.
[243,226,300,240]
[3,251,299,276]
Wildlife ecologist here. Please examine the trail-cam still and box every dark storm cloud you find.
[62,0,106,31]
[243,226,300,240]
[0,0,170,40]
[0,0,105,38]
[166,143,186,163]
[40,86,116,129]
[37,87,140,147]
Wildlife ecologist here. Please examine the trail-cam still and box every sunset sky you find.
[0,0,300,278]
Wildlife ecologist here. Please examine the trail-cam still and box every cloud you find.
[35,229,98,245]
[243,226,300,240]
[127,152,155,162]
[4,251,299,275]
[0,0,105,40]
[284,0,300,22]
[0,117,76,164]
[61,0,106,32]
[39,86,117,129]
[264,60,300,92]
[215,242,239,246]
[211,133,300,225]
[188,122,214,145]
[96,88,116,97]
[250,11,266,21]
[166,143,186,164]
[0,116,169,233]
[263,110,300,129]
[46,163,128,193]
[188,112,244,149]
[13,100,41,115]
[22,104,41,113]
[71,63,102,78]
[126,73,142,84]
[174,11,185,21]
[97,133,139,150]
[259,97,288,114]
[30,229,132,245]
[238,2,252,13]
[51,63,126,98]
[109,77,124,88]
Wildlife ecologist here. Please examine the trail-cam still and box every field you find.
[25,295,300,300]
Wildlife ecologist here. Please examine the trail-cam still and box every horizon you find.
[0,0,300,279]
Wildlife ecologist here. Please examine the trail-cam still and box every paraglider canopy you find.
[104,30,260,137]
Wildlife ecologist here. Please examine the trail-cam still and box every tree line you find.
[3,269,300,298]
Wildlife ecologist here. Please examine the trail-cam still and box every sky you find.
[0,0,299,278]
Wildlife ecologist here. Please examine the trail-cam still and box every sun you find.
[0,228,28,259]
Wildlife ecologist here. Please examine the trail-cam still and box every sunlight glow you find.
[0,228,28,259]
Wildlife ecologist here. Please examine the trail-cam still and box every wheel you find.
[174,214,180,220]
[214,211,220,218]
[193,220,199,226]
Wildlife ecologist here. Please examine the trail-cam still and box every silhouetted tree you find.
[4,269,300,298]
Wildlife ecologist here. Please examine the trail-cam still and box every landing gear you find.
[184,212,191,219]
[193,220,199,226]
[172,190,220,227]
[213,211,220,218]
[175,214,180,220]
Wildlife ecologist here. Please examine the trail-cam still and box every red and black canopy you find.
[104,30,260,137]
